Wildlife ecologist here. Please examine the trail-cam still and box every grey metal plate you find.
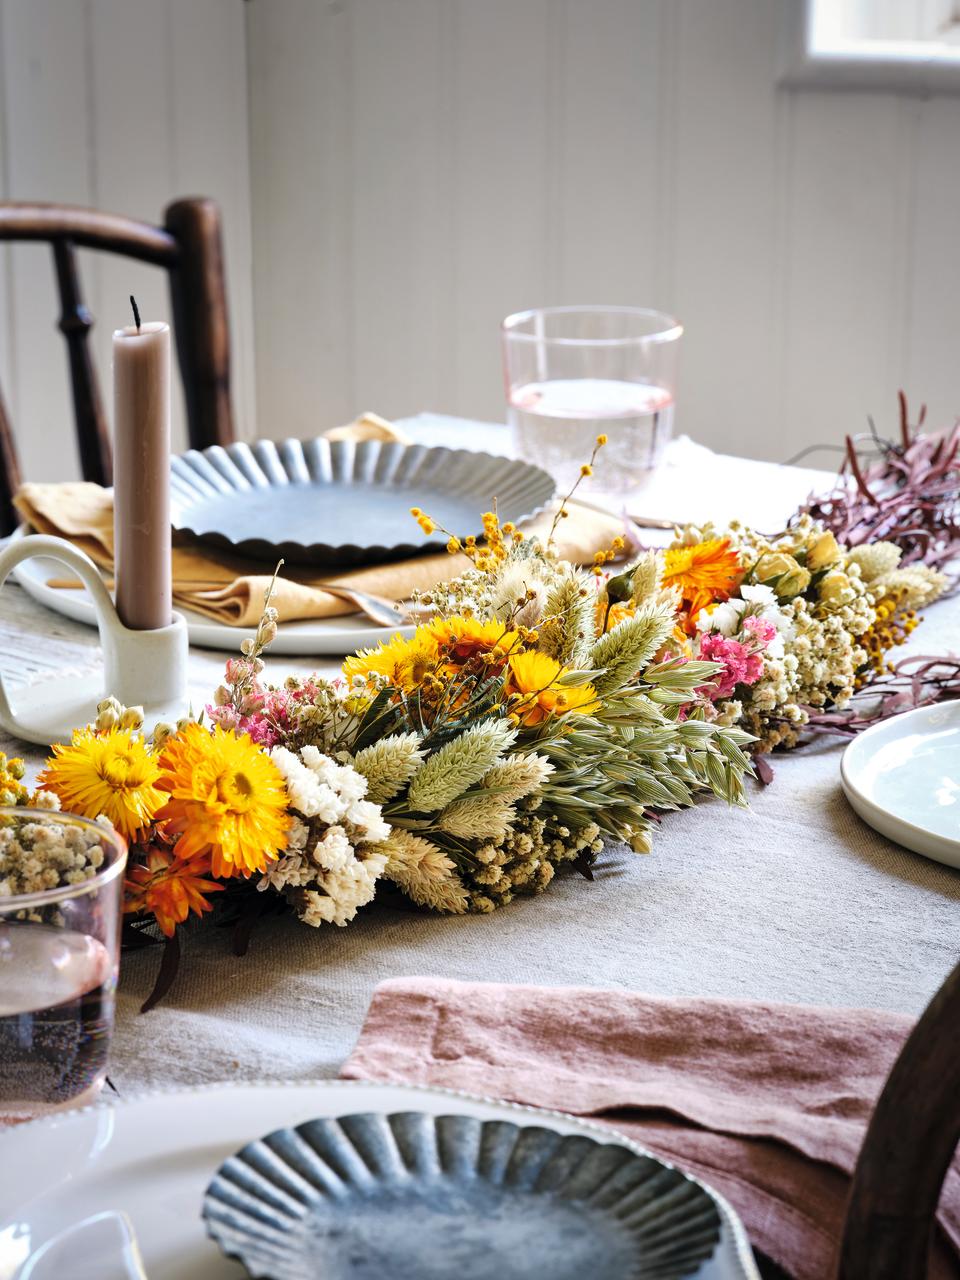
[203,1111,722,1280]
[170,439,556,568]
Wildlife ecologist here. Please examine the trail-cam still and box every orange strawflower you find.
[124,844,223,938]
[662,538,742,628]
[155,723,291,878]
[504,652,600,727]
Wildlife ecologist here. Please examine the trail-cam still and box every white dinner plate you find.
[0,1079,758,1280]
[840,700,960,869]
[8,527,414,656]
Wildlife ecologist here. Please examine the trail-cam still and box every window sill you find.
[783,49,960,96]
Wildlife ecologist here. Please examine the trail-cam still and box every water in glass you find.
[0,922,114,1115]
[508,377,675,493]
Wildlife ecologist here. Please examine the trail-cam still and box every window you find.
[784,0,960,93]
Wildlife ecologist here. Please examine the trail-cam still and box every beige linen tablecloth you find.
[0,419,958,1096]
[1,583,957,1095]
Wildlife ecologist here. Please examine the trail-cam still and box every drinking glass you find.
[501,305,683,493]
[0,808,127,1120]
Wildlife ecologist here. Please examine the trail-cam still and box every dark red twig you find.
[803,395,960,586]
[140,932,181,1014]
[802,654,960,737]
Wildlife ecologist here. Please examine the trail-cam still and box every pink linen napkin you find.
[341,977,960,1279]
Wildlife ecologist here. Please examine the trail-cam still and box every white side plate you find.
[840,700,960,869]
[9,527,414,656]
[0,1080,758,1280]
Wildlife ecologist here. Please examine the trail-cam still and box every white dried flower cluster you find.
[698,583,792,660]
[734,599,869,750]
[270,745,388,837]
[259,748,390,927]
[411,566,495,620]
[0,814,106,902]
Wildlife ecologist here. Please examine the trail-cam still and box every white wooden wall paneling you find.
[1,0,96,483]
[556,0,667,309]
[670,0,789,462]
[351,0,445,419]
[246,0,960,464]
[3,1,960,471]
[88,0,184,455]
[166,0,256,443]
[780,90,915,453]
[905,95,960,434]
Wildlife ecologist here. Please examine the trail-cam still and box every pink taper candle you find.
[112,310,172,631]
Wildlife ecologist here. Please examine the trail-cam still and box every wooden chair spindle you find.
[52,238,112,487]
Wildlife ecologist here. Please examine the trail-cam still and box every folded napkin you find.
[341,977,960,1280]
[13,415,625,628]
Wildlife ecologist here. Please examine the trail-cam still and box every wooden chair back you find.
[0,197,234,534]
[839,958,960,1277]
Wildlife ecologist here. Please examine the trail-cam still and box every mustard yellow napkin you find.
[14,415,626,628]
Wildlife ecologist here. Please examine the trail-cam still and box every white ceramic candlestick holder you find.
[0,534,190,746]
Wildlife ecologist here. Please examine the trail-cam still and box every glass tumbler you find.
[501,305,683,493]
[0,808,127,1120]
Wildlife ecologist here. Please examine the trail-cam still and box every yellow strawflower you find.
[343,630,441,691]
[39,728,163,840]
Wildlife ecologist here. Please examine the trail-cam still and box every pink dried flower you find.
[224,657,249,684]
[207,704,239,731]
[696,634,765,701]
[742,614,777,646]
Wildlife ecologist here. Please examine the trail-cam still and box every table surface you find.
[1,417,958,1097]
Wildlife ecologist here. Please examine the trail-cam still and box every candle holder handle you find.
[0,534,190,746]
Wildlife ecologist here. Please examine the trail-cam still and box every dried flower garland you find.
[11,428,954,1005]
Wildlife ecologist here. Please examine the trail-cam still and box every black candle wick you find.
[130,295,141,333]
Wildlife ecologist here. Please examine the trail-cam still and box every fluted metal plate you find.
[170,439,556,568]
[202,1111,722,1280]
